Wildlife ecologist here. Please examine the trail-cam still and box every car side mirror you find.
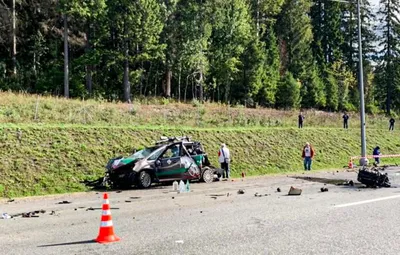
[155,160,161,167]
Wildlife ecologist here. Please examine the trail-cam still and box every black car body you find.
[103,136,223,189]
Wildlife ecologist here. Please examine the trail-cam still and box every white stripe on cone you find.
[102,210,111,215]
[103,199,109,204]
[100,220,113,227]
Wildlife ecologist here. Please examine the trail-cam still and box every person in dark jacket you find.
[298,113,305,128]
[389,118,395,131]
[373,146,381,165]
[343,113,349,129]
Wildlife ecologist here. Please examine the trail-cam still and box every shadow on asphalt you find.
[291,176,365,188]
[292,175,400,189]
[38,240,95,247]
[82,178,174,192]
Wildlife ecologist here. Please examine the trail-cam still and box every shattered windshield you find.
[127,147,158,160]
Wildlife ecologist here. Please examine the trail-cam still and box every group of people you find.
[217,142,317,177]
[298,112,396,130]
[299,112,350,129]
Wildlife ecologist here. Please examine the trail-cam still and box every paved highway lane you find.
[1,169,400,255]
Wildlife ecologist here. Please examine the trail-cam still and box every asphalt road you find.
[1,168,400,255]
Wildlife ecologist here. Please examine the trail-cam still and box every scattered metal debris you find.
[254,193,269,197]
[358,167,391,188]
[209,194,226,197]
[125,200,131,203]
[50,211,56,215]
[172,197,175,199]
[288,186,302,196]
[22,212,39,218]
[58,201,71,204]
[227,193,230,197]
[277,188,281,192]
[1,213,11,219]
[86,207,95,211]
[237,189,245,195]
[320,187,329,192]
[7,199,15,203]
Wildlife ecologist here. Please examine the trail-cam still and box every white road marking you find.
[334,194,400,208]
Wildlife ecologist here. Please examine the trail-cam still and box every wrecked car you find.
[103,136,224,189]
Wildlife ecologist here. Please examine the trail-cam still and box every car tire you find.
[201,168,213,183]
[137,171,152,188]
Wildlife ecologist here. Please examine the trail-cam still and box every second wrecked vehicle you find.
[103,136,224,189]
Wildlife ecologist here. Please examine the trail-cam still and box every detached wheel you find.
[201,168,213,183]
[137,171,152,188]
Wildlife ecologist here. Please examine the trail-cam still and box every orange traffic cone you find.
[95,193,120,243]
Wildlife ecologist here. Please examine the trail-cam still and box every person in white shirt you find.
[302,142,315,171]
[218,143,231,179]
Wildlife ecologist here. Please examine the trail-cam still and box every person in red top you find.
[302,142,315,171]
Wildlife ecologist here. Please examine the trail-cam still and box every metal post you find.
[357,0,367,166]
[64,13,69,98]
[11,0,16,75]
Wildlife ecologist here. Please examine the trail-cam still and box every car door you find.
[156,144,184,181]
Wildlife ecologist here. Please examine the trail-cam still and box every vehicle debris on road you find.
[237,189,245,194]
[277,188,281,192]
[58,201,72,204]
[254,193,268,197]
[1,213,11,219]
[320,187,329,192]
[357,167,391,188]
[288,186,302,196]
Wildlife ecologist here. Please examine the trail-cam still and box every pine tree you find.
[276,71,300,109]
[276,0,314,80]
[376,0,400,114]
[208,0,253,103]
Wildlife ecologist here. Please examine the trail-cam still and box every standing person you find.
[389,118,395,131]
[298,112,305,128]
[218,143,231,179]
[373,146,381,165]
[343,112,349,129]
[302,142,315,171]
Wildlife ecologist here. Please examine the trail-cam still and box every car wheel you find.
[201,168,213,183]
[137,171,152,188]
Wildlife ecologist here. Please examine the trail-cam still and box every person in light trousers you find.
[218,143,231,179]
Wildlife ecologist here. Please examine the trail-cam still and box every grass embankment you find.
[1,125,400,198]
[0,92,393,129]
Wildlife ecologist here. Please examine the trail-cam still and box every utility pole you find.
[11,0,16,75]
[357,0,367,166]
[63,13,69,98]
[328,0,368,166]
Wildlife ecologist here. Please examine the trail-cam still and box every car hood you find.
[107,157,140,170]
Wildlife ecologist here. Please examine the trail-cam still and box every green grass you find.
[2,125,400,198]
[0,91,393,129]
[1,92,399,198]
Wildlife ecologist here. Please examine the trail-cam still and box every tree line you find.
[0,0,399,114]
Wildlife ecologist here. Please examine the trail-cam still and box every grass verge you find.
[1,126,400,198]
